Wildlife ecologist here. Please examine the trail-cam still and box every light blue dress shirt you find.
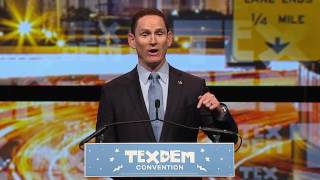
[137,61,169,116]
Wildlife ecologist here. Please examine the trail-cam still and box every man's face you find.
[128,15,173,70]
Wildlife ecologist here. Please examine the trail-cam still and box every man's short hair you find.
[130,8,170,34]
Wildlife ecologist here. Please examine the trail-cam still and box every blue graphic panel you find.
[85,143,234,177]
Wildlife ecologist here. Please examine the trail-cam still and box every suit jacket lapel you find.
[124,67,156,141]
[160,66,183,141]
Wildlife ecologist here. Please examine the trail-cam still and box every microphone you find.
[79,99,163,149]
[155,99,160,120]
[79,101,241,151]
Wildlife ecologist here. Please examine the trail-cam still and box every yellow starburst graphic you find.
[0,0,48,46]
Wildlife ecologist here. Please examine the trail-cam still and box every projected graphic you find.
[0,1,319,179]
[0,102,319,179]
[232,0,320,61]
[0,0,318,86]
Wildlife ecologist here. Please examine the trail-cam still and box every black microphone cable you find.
[79,100,242,152]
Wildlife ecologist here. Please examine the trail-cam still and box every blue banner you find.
[85,143,234,177]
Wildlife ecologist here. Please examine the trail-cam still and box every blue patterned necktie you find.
[148,72,164,142]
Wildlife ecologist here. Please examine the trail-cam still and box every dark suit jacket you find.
[96,65,238,143]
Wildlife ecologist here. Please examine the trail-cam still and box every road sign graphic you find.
[232,0,320,61]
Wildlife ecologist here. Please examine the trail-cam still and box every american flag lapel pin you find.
[178,80,183,85]
[221,106,227,112]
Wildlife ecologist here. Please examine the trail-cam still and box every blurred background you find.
[0,0,319,179]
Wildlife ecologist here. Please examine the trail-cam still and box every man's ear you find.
[167,31,173,47]
[128,33,136,49]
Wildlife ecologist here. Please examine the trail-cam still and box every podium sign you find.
[85,143,234,177]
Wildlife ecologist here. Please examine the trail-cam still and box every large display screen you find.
[0,1,319,179]
[0,101,319,179]
[0,0,318,86]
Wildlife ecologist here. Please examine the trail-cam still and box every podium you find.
[84,143,234,177]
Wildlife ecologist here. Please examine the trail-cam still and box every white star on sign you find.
[115,148,119,153]
[109,157,115,162]
[205,157,210,162]
[200,148,205,153]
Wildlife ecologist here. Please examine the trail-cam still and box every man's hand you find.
[197,92,220,111]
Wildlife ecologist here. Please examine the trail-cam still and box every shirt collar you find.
[137,61,169,85]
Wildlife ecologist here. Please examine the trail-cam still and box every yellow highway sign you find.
[232,0,320,61]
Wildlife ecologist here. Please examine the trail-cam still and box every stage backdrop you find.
[0,0,319,179]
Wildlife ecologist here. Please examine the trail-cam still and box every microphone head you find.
[155,99,160,108]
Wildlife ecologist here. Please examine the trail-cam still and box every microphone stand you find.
[79,100,242,152]
[79,119,154,150]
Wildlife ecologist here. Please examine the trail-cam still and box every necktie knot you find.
[148,72,160,81]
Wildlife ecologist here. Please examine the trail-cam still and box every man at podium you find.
[96,8,238,144]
